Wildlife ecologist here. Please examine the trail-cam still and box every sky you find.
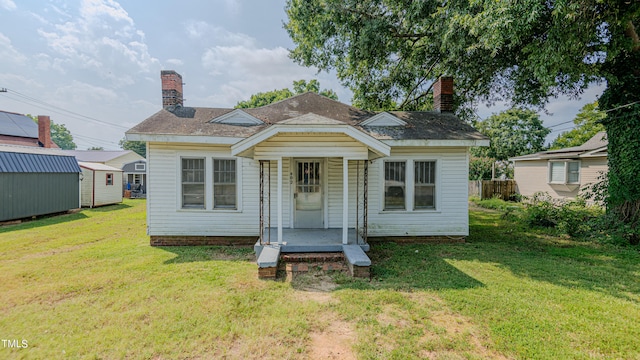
[0,0,604,150]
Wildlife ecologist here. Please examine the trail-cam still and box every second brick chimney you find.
[37,115,52,148]
[161,70,183,108]
[433,76,454,113]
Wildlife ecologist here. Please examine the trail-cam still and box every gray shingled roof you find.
[0,110,38,138]
[511,131,607,161]
[0,151,81,173]
[127,92,487,142]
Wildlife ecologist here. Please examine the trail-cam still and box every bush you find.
[523,192,604,238]
[524,192,558,228]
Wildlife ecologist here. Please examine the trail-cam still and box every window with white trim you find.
[549,160,580,184]
[213,159,237,209]
[181,158,205,209]
[384,161,406,210]
[135,163,145,171]
[414,161,436,209]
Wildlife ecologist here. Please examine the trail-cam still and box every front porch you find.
[254,228,370,255]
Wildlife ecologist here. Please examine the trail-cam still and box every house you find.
[78,162,123,208]
[121,160,147,198]
[126,72,488,265]
[62,149,145,194]
[0,111,58,148]
[0,144,81,222]
[510,131,607,201]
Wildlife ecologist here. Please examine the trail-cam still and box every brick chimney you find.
[433,76,454,113]
[161,70,183,108]
[37,115,52,148]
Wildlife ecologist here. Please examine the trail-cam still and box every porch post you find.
[342,157,349,244]
[277,157,283,244]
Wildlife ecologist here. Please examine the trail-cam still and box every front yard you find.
[0,199,638,359]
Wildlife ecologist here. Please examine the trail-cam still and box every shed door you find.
[294,160,323,228]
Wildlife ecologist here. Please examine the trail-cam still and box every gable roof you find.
[0,110,38,138]
[62,150,135,163]
[79,162,123,172]
[126,92,488,144]
[511,131,608,161]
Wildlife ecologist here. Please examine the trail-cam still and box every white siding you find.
[254,133,368,159]
[147,143,471,237]
[80,169,123,207]
[513,157,607,201]
[105,152,145,169]
[147,143,260,237]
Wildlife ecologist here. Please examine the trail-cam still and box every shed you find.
[79,162,123,208]
[0,145,81,222]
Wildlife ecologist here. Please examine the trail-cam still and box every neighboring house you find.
[0,145,81,222]
[78,162,123,208]
[121,160,147,197]
[0,111,58,148]
[510,131,608,201]
[126,73,489,253]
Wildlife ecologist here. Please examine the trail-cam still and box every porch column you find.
[342,158,349,244]
[277,157,283,244]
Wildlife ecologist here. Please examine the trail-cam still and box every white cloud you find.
[184,20,254,47]
[166,58,184,66]
[0,0,15,10]
[0,33,26,63]
[37,0,159,86]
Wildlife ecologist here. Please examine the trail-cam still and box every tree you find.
[119,138,146,158]
[472,109,550,161]
[286,1,640,243]
[235,79,337,108]
[27,114,77,150]
[87,146,104,150]
[550,102,606,150]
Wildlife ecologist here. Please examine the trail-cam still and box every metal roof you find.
[0,110,38,138]
[0,151,82,173]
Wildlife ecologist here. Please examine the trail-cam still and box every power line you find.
[1,88,129,130]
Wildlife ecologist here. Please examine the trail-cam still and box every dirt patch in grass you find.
[308,313,357,360]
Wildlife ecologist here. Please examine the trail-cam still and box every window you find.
[549,161,580,184]
[384,161,406,210]
[414,161,436,209]
[182,158,205,209]
[106,173,113,186]
[213,159,236,209]
[135,163,145,171]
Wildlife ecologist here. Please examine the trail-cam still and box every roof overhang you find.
[382,139,490,147]
[126,133,243,145]
[231,124,391,160]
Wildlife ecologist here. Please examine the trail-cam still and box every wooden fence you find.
[480,180,517,200]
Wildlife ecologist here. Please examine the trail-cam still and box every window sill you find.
[548,183,580,192]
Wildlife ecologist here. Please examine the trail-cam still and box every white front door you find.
[294,160,323,228]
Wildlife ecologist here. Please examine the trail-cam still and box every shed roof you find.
[62,150,135,163]
[127,92,488,143]
[79,162,123,172]
[0,110,38,138]
[0,150,82,173]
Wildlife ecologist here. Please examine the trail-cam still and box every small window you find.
[135,163,145,171]
[414,161,436,209]
[384,161,406,210]
[213,159,236,209]
[182,158,205,209]
[106,173,113,186]
[549,161,580,184]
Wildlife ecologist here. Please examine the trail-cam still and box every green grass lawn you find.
[1,200,638,359]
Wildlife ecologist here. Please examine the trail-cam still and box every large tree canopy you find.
[119,138,146,158]
[286,0,638,111]
[550,101,606,150]
[286,0,640,244]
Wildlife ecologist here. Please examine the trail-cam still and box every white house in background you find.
[79,162,123,208]
[510,131,608,201]
[126,73,489,251]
